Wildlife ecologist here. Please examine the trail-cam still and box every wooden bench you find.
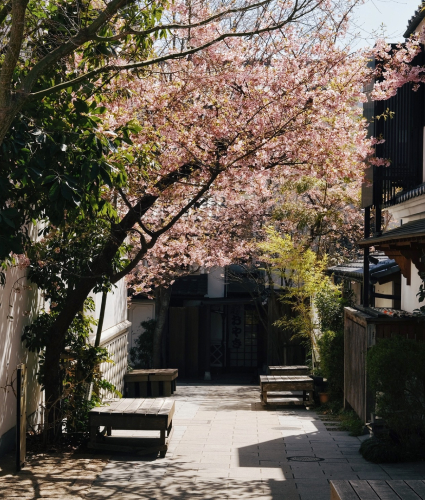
[331,480,425,500]
[260,375,314,406]
[269,365,310,376]
[124,369,178,398]
[88,398,175,457]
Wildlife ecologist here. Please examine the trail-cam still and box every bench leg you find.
[89,425,97,446]
[307,390,314,405]
[159,429,167,458]
[107,426,112,436]
[140,381,148,398]
[167,421,173,437]
[151,381,160,397]
[163,382,172,397]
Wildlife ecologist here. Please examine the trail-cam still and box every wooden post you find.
[16,364,26,471]
[363,207,370,308]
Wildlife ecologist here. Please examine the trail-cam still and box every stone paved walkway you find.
[88,383,425,500]
[1,383,425,499]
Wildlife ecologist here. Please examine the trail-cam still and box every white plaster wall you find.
[207,267,225,298]
[1,270,130,455]
[375,282,394,309]
[389,195,425,224]
[0,267,44,451]
[92,278,128,334]
[128,300,155,352]
[401,262,423,313]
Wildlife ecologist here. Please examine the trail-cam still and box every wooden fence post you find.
[16,363,26,471]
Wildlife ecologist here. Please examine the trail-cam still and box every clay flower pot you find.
[319,392,330,404]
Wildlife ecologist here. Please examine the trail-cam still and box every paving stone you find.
[5,384,425,499]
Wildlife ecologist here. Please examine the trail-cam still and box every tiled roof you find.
[327,254,399,282]
[359,218,425,246]
[404,2,425,37]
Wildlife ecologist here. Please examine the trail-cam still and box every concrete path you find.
[88,383,425,500]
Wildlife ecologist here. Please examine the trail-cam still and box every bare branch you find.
[29,0,322,100]
[93,0,285,42]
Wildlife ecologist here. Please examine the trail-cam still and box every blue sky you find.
[351,0,422,47]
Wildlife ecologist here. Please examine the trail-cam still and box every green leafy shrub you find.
[130,319,156,369]
[338,410,365,436]
[23,298,119,437]
[360,436,402,463]
[363,336,425,462]
[315,283,352,400]
[317,329,344,399]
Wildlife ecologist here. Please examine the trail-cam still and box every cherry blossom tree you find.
[0,0,363,260]
[0,0,352,146]
[272,176,363,263]
[19,7,375,417]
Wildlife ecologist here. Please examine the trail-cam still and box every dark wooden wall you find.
[344,307,425,423]
[168,306,199,378]
[344,308,369,423]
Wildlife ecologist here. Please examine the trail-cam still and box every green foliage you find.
[366,336,425,461]
[130,319,156,369]
[315,282,349,333]
[61,343,116,435]
[318,403,364,436]
[20,219,129,435]
[338,410,364,436]
[360,436,402,463]
[0,89,139,259]
[415,270,425,314]
[315,282,353,399]
[23,296,120,435]
[259,228,330,351]
[317,329,344,398]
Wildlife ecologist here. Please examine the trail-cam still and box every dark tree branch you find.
[0,0,12,25]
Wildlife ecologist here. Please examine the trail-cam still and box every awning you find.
[358,219,425,247]
[358,219,425,285]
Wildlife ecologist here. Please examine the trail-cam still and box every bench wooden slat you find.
[125,398,145,413]
[110,399,136,414]
[91,399,122,414]
[368,481,404,500]
[147,398,167,415]
[331,481,361,500]
[405,481,425,500]
[349,480,381,500]
[388,481,423,500]
[158,399,175,415]
[331,480,425,500]
[133,399,156,414]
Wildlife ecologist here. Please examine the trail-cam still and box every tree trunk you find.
[152,286,172,368]
[43,277,98,433]
[0,102,25,147]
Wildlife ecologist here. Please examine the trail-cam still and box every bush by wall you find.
[361,336,425,462]
[317,329,344,399]
[129,319,155,369]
